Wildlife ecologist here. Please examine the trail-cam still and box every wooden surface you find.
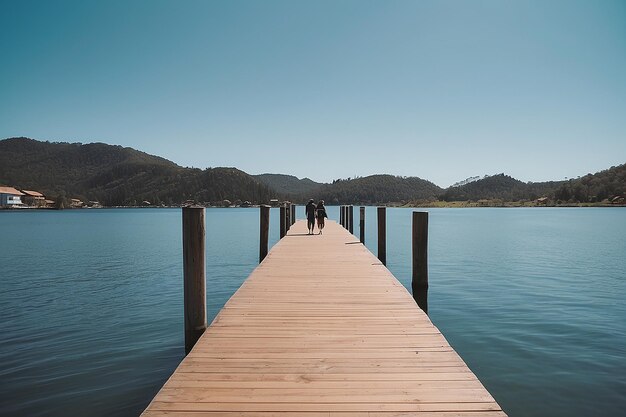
[259,205,270,263]
[377,207,387,266]
[143,220,506,416]
[412,211,429,314]
[182,207,206,355]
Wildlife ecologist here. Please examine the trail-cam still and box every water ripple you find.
[1,207,625,417]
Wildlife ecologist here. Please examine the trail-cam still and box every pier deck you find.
[142,220,506,416]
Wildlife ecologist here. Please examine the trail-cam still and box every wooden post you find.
[285,204,291,231]
[412,211,429,314]
[259,205,270,263]
[291,204,296,225]
[359,206,365,244]
[341,206,346,227]
[377,206,386,265]
[340,205,344,228]
[348,205,354,234]
[280,205,286,238]
[182,207,207,355]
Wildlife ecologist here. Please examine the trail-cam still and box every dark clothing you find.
[316,206,328,219]
[305,202,316,220]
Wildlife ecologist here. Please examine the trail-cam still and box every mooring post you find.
[348,205,354,234]
[182,206,207,355]
[340,205,344,228]
[377,206,386,265]
[412,211,429,314]
[359,206,365,244]
[259,205,270,262]
[280,204,286,238]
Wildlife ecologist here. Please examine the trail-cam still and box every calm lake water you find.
[0,207,624,416]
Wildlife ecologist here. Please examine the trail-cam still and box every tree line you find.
[2,137,624,207]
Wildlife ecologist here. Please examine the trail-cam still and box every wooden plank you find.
[167,372,479,382]
[141,220,505,416]
[175,365,474,375]
[154,387,496,403]
[143,412,508,417]
[148,401,503,412]
[165,379,484,389]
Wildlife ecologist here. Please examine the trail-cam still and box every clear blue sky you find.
[1,0,625,187]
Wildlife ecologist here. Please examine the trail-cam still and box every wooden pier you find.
[142,219,506,416]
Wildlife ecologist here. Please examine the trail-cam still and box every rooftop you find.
[21,190,45,197]
[0,186,24,196]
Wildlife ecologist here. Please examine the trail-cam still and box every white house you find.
[0,186,25,207]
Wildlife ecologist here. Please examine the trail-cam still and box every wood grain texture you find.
[142,220,506,416]
[259,205,270,262]
[182,207,206,355]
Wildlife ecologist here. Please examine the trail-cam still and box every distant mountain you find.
[0,137,272,206]
[2,137,623,207]
[552,164,626,203]
[253,174,323,197]
[440,166,626,203]
[314,175,443,205]
[440,173,564,202]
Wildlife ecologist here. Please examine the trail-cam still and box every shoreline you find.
[1,202,624,211]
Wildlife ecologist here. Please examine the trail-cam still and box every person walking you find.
[316,200,328,234]
[305,199,317,235]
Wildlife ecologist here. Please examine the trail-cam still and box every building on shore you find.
[70,198,84,208]
[0,186,25,208]
[21,190,47,207]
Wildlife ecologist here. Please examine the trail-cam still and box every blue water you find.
[0,207,624,416]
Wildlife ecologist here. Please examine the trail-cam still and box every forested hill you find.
[1,137,623,206]
[0,137,272,206]
[440,174,563,202]
[552,164,626,203]
[314,175,443,205]
[440,166,626,204]
[253,174,322,196]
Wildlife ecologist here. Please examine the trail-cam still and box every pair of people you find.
[305,199,327,235]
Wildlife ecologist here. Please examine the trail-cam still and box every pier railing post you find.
[259,205,270,262]
[348,205,354,234]
[291,204,296,225]
[182,207,207,355]
[340,205,344,228]
[377,206,386,265]
[280,205,286,238]
[286,203,291,231]
[412,211,429,314]
[359,206,365,244]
